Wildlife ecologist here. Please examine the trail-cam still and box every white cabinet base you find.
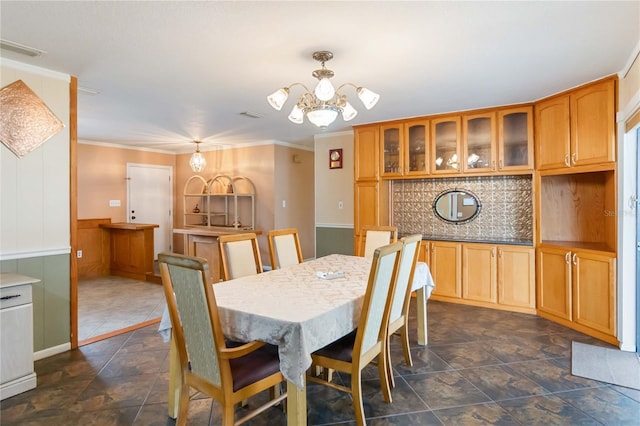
[0,372,36,400]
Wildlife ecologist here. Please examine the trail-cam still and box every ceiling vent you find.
[0,39,46,57]
[240,111,264,119]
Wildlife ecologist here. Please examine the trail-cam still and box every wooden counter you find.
[174,227,261,283]
[100,223,159,281]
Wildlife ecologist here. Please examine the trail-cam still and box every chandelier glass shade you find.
[267,51,379,129]
[189,141,206,172]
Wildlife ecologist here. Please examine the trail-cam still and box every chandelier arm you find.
[334,82,358,93]
[285,82,312,93]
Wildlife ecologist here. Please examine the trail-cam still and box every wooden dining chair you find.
[308,241,403,426]
[386,234,422,388]
[267,228,303,269]
[358,225,398,258]
[158,252,286,426]
[218,233,263,281]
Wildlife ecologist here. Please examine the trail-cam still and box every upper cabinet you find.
[535,78,615,171]
[462,112,496,173]
[498,106,534,171]
[380,119,429,178]
[431,116,461,175]
[354,124,380,181]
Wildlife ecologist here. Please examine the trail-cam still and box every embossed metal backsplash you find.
[391,175,533,241]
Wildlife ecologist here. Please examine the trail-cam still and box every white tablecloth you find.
[158,254,435,388]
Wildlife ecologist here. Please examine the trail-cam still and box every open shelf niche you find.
[183,174,255,230]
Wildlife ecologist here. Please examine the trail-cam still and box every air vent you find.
[240,111,264,119]
[0,39,46,57]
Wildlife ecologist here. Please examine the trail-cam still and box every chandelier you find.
[189,141,206,172]
[267,51,379,129]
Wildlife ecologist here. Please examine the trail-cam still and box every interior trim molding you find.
[34,342,71,361]
[0,247,71,261]
[1,57,70,82]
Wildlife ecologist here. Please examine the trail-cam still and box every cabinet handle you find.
[0,294,21,301]
[498,248,502,258]
[572,253,577,265]
[492,247,496,257]
[565,252,571,264]
[499,160,503,170]
[564,154,570,167]
[492,160,497,171]
[571,153,577,165]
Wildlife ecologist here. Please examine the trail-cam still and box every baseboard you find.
[34,342,71,361]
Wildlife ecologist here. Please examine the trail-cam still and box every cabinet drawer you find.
[0,285,32,309]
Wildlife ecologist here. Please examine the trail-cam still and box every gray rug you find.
[572,341,640,390]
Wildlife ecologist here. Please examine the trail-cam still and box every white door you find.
[127,163,172,259]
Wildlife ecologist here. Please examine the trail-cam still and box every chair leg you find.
[386,336,396,389]
[176,383,190,426]
[222,402,235,426]
[378,349,392,404]
[400,323,413,367]
[352,369,366,426]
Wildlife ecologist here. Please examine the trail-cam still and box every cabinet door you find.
[535,96,571,170]
[572,251,616,335]
[537,247,572,320]
[380,124,403,177]
[431,116,461,174]
[418,240,430,265]
[498,106,533,171]
[354,181,380,235]
[462,113,496,173]
[498,246,535,309]
[570,79,616,166]
[0,303,34,384]
[430,241,461,298]
[462,243,497,303]
[405,119,429,176]
[354,125,380,181]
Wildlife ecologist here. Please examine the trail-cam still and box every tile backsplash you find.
[391,175,533,242]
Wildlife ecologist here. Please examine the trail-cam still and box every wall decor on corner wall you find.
[329,148,342,169]
[0,79,65,158]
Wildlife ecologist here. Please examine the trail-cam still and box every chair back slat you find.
[160,254,222,386]
[389,235,422,322]
[357,241,402,354]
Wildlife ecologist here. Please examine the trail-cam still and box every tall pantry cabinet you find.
[534,76,618,345]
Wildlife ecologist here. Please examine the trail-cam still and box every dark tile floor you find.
[2,300,639,425]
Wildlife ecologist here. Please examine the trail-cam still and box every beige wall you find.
[314,131,354,225]
[77,142,176,222]
[273,144,315,260]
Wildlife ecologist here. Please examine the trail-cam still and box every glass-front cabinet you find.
[380,123,403,177]
[405,119,429,176]
[498,106,533,171]
[431,116,461,174]
[463,112,495,173]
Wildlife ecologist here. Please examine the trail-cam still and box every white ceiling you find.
[1,1,638,153]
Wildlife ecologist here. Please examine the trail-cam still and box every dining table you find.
[158,253,435,425]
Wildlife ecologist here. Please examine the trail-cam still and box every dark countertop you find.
[400,234,533,246]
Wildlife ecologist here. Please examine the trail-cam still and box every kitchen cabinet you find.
[429,241,462,299]
[462,112,496,173]
[535,78,615,170]
[431,116,461,175]
[101,223,159,281]
[354,124,389,249]
[537,246,616,342]
[354,124,380,181]
[459,243,535,312]
[462,243,497,303]
[498,106,534,171]
[1,274,38,400]
[380,119,429,178]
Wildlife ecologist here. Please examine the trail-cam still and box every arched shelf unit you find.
[183,174,255,230]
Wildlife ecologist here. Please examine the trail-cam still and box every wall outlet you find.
[77,250,83,258]
[109,199,121,207]
[282,200,286,208]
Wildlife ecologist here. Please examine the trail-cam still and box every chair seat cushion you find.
[313,329,357,363]
[230,343,281,392]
